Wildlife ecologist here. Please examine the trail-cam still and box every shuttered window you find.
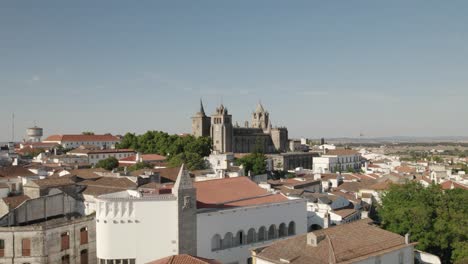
[80,249,88,264]
[80,227,88,245]
[62,254,70,264]
[61,232,70,251]
[22,238,31,256]
[0,239,4,257]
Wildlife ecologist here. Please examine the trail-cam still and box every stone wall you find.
[0,215,96,264]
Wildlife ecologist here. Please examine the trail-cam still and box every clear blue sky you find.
[1,1,467,141]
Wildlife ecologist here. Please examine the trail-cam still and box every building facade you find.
[0,215,96,264]
[43,134,120,149]
[192,102,288,154]
[95,166,307,264]
[313,149,363,173]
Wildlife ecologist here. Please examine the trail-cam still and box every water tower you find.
[27,126,43,142]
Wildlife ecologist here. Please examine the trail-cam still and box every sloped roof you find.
[119,154,166,162]
[2,195,30,210]
[28,176,75,188]
[0,166,37,178]
[44,134,119,142]
[193,176,288,209]
[146,254,221,264]
[440,180,468,190]
[254,219,411,264]
[82,186,128,196]
[323,149,359,156]
[79,177,136,189]
[70,168,107,179]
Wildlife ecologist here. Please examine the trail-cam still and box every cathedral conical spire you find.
[255,101,265,113]
[199,99,206,115]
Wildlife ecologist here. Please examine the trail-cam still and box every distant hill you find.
[316,136,468,144]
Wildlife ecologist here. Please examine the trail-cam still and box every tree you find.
[127,162,153,172]
[236,153,267,176]
[116,131,211,170]
[378,182,468,263]
[95,157,119,171]
[82,131,95,135]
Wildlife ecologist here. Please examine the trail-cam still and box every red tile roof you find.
[193,177,288,208]
[68,148,134,154]
[324,149,359,156]
[146,254,221,264]
[254,219,411,264]
[44,134,119,142]
[440,180,468,190]
[2,195,30,210]
[0,166,37,178]
[119,154,167,162]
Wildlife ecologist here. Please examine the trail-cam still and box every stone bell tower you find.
[173,164,197,255]
[211,104,233,153]
[252,102,269,130]
[191,99,211,138]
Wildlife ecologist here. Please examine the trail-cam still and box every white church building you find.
[95,165,307,264]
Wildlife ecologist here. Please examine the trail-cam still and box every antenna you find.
[11,113,15,142]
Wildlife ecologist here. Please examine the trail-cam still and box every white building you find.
[95,166,306,264]
[67,147,135,165]
[302,192,356,231]
[43,134,120,149]
[313,149,362,173]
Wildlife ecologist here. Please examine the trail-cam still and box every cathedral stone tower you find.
[192,99,211,138]
[252,102,270,130]
[173,164,197,255]
[211,104,233,153]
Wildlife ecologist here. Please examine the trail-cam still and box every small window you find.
[61,232,70,251]
[62,255,70,264]
[80,227,88,245]
[22,238,31,256]
[0,239,4,257]
[80,249,88,264]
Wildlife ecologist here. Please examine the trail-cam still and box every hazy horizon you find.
[1,1,467,141]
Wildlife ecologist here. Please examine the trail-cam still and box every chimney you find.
[405,233,410,244]
[307,232,325,247]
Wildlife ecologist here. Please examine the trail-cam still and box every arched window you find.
[80,249,88,264]
[222,232,233,249]
[234,230,244,246]
[211,234,221,251]
[288,221,296,236]
[247,228,256,244]
[258,226,266,242]
[278,223,287,237]
[309,224,322,232]
[268,225,277,240]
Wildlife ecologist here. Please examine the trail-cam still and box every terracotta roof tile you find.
[82,186,127,196]
[0,166,37,178]
[30,176,75,188]
[44,134,119,142]
[194,177,288,208]
[146,254,221,264]
[78,177,136,189]
[440,180,468,190]
[2,195,30,210]
[255,219,411,264]
[68,148,134,154]
[323,149,359,156]
[119,154,166,162]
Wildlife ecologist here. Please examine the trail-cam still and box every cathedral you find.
[191,100,288,153]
